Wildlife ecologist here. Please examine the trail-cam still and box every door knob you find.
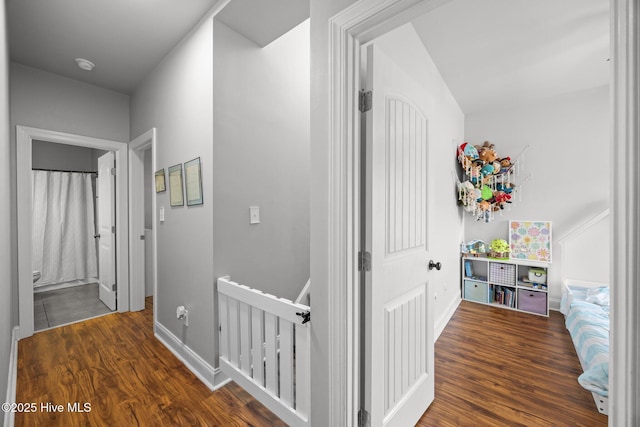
[428,260,442,271]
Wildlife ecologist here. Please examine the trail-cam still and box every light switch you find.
[250,206,260,224]
[159,206,165,222]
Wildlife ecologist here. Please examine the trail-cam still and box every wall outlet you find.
[176,305,189,327]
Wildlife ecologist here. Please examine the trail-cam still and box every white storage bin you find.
[528,268,547,284]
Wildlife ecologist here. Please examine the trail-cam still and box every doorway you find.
[128,128,157,315]
[16,125,130,339]
[321,0,638,424]
[30,141,116,330]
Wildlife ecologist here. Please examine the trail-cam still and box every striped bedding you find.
[563,286,609,397]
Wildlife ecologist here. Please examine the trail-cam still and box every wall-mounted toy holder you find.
[455,142,530,223]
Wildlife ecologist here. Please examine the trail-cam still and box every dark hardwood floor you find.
[419,301,608,426]
[16,298,607,426]
[16,297,286,427]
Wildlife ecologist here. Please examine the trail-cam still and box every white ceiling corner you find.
[215,0,310,47]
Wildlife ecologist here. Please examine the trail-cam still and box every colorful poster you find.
[509,221,552,263]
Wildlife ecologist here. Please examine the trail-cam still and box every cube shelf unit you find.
[461,256,550,316]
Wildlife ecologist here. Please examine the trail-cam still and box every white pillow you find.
[586,286,610,306]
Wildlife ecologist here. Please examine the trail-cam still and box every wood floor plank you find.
[16,297,287,427]
[418,301,608,426]
[17,297,608,426]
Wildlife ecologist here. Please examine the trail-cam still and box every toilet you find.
[32,271,41,283]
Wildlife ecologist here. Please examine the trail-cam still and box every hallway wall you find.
[212,19,310,301]
[130,14,216,368]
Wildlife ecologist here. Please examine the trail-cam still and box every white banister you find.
[217,276,311,427]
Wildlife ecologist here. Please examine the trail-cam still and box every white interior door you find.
[98,151,117,310]
[363,44,434,427]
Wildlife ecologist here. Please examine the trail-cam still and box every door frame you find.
[327,1,453,424]
[325,0,639,424]
[16,125,130,339]
[128,128,157,314]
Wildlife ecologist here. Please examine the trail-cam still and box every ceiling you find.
[215,0,309,48]
[7,0,309,95]
[7,0,219,94]
[7,0,609,112]
[411,0,609,114]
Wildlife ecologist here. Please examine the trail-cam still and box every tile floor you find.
[34,282,114,331]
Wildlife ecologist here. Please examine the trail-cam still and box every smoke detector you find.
[75,58,95,71]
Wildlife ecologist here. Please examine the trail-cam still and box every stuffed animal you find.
[470,160,483,184]
[492,160,502,174]
[476,200,492,222]
[457,143,479,171]
[493,191,512,209]
[499,157,512,173]
[476,141,498,163]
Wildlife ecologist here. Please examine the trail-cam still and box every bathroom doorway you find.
[16,125,131,339]
[30,141,116,331]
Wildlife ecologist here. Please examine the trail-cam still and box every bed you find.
[560,279,609,415]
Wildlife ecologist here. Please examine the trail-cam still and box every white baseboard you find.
[435,296,461,341]
[549,297,561,312]
[3,327,19,427]
[154,321,229,391]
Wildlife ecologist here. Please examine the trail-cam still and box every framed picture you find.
[184,157,203,206]
[168,164,184,207]
[154,169,166,193]
[509,220,552,263]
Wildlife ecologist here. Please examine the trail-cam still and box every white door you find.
[363,44,435,427]
[97,152,117,311]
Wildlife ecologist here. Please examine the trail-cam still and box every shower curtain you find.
[32,170,98,286]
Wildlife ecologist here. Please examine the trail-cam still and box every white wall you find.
[464,85,610,303]
[372,23,465,334]
[0,0,13,408]
[211,19,310,301]
[130,16,216,365]
[9,63,130,325]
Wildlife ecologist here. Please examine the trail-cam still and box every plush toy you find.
[476,141,498,163]
[492,160,502,175]
[457,143,479,171]
[495,182,515,194]
[481,185,493,200]
[480,163,494,177]
[476,200,492,222]
[470,160,483,184]
[493,191,512,209]
[499,157,512,173]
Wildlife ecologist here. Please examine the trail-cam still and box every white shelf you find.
[461,256,549,316]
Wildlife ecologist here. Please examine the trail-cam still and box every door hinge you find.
[358,409,370,427]
[112,284,117,292]
[110,167,116,176]
[111,225,116,233]
[358,251,371,272]
[359,90,372,113]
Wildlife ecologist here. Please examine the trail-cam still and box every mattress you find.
[563,285,610,397]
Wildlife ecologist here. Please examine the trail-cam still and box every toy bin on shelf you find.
[528,268,547,284]
[464,280,488,303]
[517,289,548,315]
